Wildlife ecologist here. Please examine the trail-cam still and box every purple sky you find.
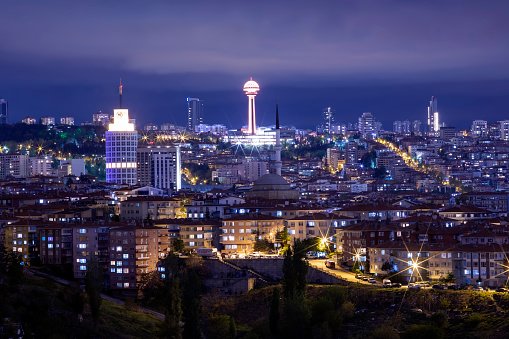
[1,0,509,129]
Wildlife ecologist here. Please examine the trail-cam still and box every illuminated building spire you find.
[243,77,260,135]
[119,78,123,109]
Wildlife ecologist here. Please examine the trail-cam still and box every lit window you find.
[117,268,122,274]
[190,242,195,246]
[116,246,122,251]
[123,268,129,273]
[124,283,130,288]
[117,261,122,266]
[48,237,53,241]
[123,254,129,259]
[110,268,115,273]
[48,244,53,248]
[110,261,115,266]
[79,265,86,271]
[79,229,86,234]
[78,244,86,249]
[17,233,22,239]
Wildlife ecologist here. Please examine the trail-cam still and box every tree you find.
[161,253,183,339]
[0,246,24,286]
[173,238,185,253]
[84,253,103,328]
[373,166,388,179]
[381,260,394,273]
[208,315,233,339]
[269,287,281,336]
[182,269,202,339]
[253,238,272,252]
[275,227,291,254]
[281,241,310,338]
[140,271,164,300]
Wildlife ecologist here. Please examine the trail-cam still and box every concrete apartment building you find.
[179,220,220,252]
[39,225,73,272]
[119,196,183,221]
[220,215,285,254]
[108,226,159,296]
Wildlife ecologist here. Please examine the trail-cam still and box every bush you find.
[370,325,400,339]
[402,324,443,339]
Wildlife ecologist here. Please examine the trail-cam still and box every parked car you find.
[325,260,336,269]
[416,281,430,287]
[496,287,508,293]
[383,279,392,287]
[391,283,402,288]
[447,285,460,290]
[362,276,369,281]
[355,274,363,279]
[432,284,447,290]
[368,278,377,284]
[408,283,422,290]
[473,286,484,291]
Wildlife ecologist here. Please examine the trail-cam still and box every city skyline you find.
[0,1,509,129]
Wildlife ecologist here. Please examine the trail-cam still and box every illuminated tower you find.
[243,78,260,135]
[275,102,282,176]
[187,97,204,132]
[105,82,138,185]
[427,96,438,135]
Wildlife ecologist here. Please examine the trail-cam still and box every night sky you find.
[1,0,509,130]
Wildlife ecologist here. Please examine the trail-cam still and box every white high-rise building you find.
[322,107,335,134]
[187,98,204,132]
[105,109,137,185]
[136,145,181,191]
[472,120,487,137]
[30,156,53,176]
[499,121,509,141]
[427,96,439,135]
[358,112,376,137]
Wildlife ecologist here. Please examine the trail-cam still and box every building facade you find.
[187,97,204,132]
[105,109,138,185]
[136,145,181,190]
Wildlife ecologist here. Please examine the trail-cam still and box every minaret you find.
[119,78,123,109]
[275,102,282,176]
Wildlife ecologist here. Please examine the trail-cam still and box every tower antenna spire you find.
[276,100,280,130]
[119,78,123,108]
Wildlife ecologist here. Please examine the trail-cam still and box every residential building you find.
[427,96,439,135]
[22,116,37,125]
[40,116,55,126]
[471,120,487,137]
[0,154,29,178]
[93,112,110,127]
[322,107,335,134]
[30,155,54,176]
[60,116,75,125]
[220,215,285,254]
[108,226,160,296]
[119,196,183,221]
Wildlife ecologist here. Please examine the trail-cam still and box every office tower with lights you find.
[322,107,335,133]
[136,145,181,190]
[105,109,138,185]
[393,121,402,134]
[243,78,260,135]
[427,96,439,135]
[187,98,204,132]
[0,99,7,124]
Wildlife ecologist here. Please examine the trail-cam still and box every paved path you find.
[308,259,381,286]
[30,269,164,320]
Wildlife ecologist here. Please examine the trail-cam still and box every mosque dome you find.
[254,174,289,186]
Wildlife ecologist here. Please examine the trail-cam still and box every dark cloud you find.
[0,0,508,129]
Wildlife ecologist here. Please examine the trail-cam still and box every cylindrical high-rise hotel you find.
[243,78,260,135]
[105,109,138,185]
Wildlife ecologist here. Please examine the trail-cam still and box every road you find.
[308,259,380,286]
